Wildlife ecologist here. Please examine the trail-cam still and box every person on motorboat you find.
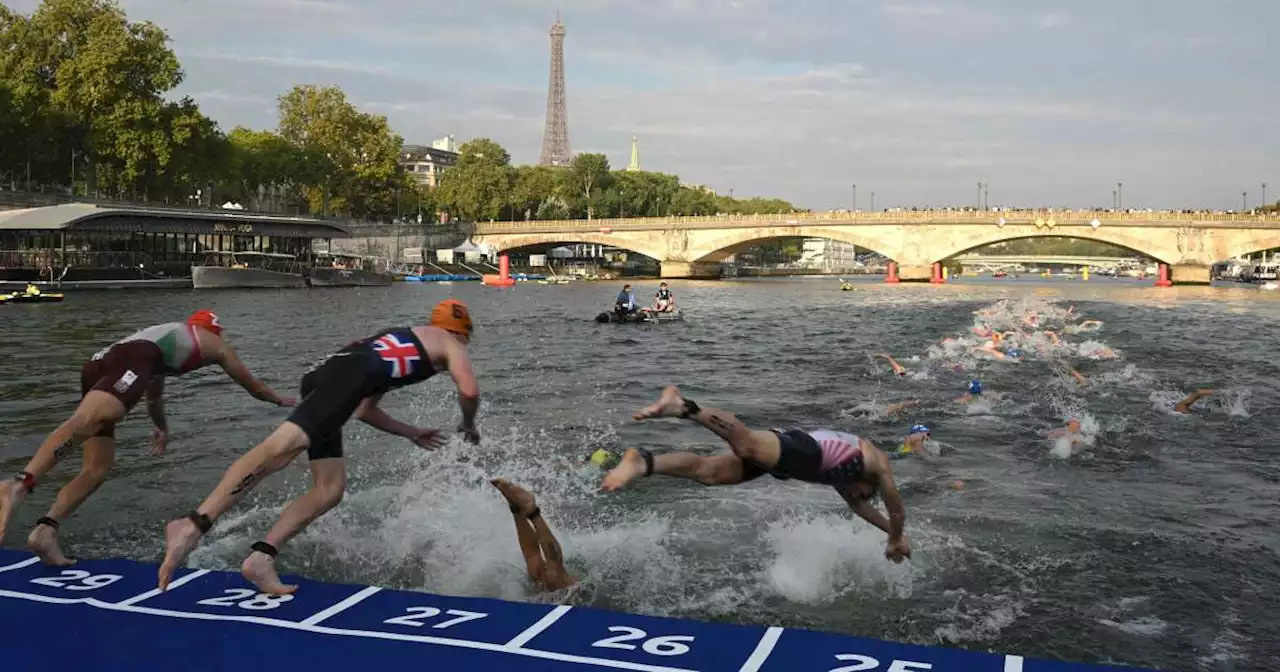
[652,282,676,313]
[615,284,639,315]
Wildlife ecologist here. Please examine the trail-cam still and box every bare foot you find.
[242,551,298,595]
[158,517,203,590]
[0,481,28,545]
[491,478,537,516]
[632,385,686,421]
[601,448,648,492]
[27,524,74,567]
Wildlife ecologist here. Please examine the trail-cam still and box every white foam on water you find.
[1098,615,1169,637]
[932,588,1027,644]
[759,514,918,604]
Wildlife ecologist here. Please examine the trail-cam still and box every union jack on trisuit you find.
[372,333,421,378]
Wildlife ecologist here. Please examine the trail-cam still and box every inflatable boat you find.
[594,309,684,323]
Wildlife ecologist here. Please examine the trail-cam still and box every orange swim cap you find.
[187,309,223,336]
[430,299,473,338]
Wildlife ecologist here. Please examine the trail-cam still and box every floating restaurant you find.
[0,203,377,289]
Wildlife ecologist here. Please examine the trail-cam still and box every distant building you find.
[401,137,459,188]
[799,238,860,269]
[680,183,716,196]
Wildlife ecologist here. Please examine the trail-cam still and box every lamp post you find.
[852,184,856,211]
[982,183,989,210]
[1243,191,1248,211]
[1263,182,1268,208]
[1117,182,1123,209]
[976,182,983,209]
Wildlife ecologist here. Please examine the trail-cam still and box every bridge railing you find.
[472,209,1279,234]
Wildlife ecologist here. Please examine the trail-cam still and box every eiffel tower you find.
[539,12,572,166]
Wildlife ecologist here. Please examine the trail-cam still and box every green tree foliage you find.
[0,0,220,199]
[433,139,800,222]
[568,153,611,219]
[274,84,408,220]
[435,138,514,222]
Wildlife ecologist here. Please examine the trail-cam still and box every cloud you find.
[3,0,1271,209]
[186,51,393,76]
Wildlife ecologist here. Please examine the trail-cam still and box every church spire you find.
[626,134,640,171]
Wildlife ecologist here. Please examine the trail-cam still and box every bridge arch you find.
[929,228,1176,265]
[685,226,901,264]
[477,233,666,263]
[1220,233,1280,262]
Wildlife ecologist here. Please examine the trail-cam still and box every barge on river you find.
[0,203,350,290]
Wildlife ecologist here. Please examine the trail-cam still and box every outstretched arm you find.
[214,345,291,406]
[354,393,419,439]
[446,341,481,435]
[145,377,168,431]
[874,466,907,542]
[837,487,891,534]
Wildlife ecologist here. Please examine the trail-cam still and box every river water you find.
[1,276,1278,672]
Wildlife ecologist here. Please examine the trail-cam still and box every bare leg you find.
[159,422,310,590]
[27,437,117,566]
[529,515,575,589]
[242,457,346,595]
[602,448,746,491]
[490,479,546,582]
[632,385,782,467]
[0,392,121,545]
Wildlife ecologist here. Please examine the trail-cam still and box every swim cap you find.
[909,424,930,436]
[187,309,223,336]
[968,379,982,395]
[430,298,473,338]
[1008,348,1023,358]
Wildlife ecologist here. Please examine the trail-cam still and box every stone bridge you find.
[471,210,1280,283]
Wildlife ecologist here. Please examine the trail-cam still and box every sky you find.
[8,0,1278,211]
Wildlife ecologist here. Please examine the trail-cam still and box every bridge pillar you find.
[896,265,933,282]
[1169,263,1211,285]
[661,261,720,279]
[885,262,900,283]
[929,262,945,284]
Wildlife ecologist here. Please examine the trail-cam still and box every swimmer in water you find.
[1173,389,1216,414]
[956,379,984,404]
[0,310,294,565]
[874,353,908,377]
[1047,419,1089,456]
[1048,419,1083,441]
[491,479,577,592]
[887,425,936,463]
[157,299,481,595]
[602,385,912,563]
[1077,319,1103,330]
[883,399,920,416]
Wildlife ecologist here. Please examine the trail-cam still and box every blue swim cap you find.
[1008,348,1023,358]
[968,379,982,394]
[909,424,930,436]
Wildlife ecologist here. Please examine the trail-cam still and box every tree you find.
[435,138,513,222]
[275,84,405,219]
[511,165,560,220]
[0,0,222,200]
[569,153,610,220]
